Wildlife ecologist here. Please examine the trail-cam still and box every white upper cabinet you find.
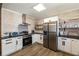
[44,16,58,23]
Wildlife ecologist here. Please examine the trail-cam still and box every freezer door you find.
[43,23,48,31]
[49,22,57,32]
[48,32,57,51]
[43,31,49,48]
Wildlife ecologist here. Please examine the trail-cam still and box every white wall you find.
[1,8,22,37]
[58,9,79,21]
[1,8,36,37]
[34,19,44,33]
[25,15,36,34]
[35,19,44,24]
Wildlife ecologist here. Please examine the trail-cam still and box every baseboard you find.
[57,50,76,56]
[36,42,43,45]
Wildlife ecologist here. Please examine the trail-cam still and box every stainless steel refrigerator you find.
[43,21,58,51]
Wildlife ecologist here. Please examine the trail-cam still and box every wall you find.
[1,8,22,37]
[0,3,2,56]
[35,19,44,33]
[35,19,44,24]
[1,8,36,35]
[58,9,79,22]
[26,15,36,34]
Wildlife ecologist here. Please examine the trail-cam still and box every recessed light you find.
[33,4,46,12]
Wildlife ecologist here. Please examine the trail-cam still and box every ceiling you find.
[2,3,79,20]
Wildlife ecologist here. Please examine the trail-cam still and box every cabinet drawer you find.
[2,38,13,44]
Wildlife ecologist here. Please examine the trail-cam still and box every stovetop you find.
[23,34,31,38]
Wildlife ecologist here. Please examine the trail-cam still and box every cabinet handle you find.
[16,40,18,45]
[17,38,21,39]
[6,42,12,44]
[62,41,65,46]
[6,39,12,41]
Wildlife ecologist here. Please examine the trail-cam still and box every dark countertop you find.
[32,32,43,35]
[1,35,23,39]
[1,34,32,39]
[59,35,79,39]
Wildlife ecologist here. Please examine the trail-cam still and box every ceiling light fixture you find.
[33,4,46,12]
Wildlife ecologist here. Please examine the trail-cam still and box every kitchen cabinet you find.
[2,36,23,56]
[58,37,79,55]
[37,34,43,44]
[62,38,71,53]
[16,36,23,51]
[32,34,40,44]
[71,39,79,55]
[32,34,43,44]
[2,38,16,56]
[58,37,64,51]
[58,37,71,53]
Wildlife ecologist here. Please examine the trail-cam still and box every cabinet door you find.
[58,37,64,51]
[71,39,79,55]
[39,35,43,44]
[32,34,36,44]
[58,37,71,53]
[32,34,40,44]
[36,34,41,43]
[2,38,16,56]
[16,36,23,51]
[63,38,71,53]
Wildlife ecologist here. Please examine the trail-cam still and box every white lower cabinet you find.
[2,38,16,56]
[2,36,23,56]
[32,34,43,44]
[58,37,79,55]
[16,36,23,51]
[36,34,43,44]
[63,38,71,53]
[58,37,64,51]
[32,34,40,44]
[58,37,71,53]
[71,39,79,55]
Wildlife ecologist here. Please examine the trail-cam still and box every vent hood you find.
[22,14,26,24]
[22,14,30,25]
